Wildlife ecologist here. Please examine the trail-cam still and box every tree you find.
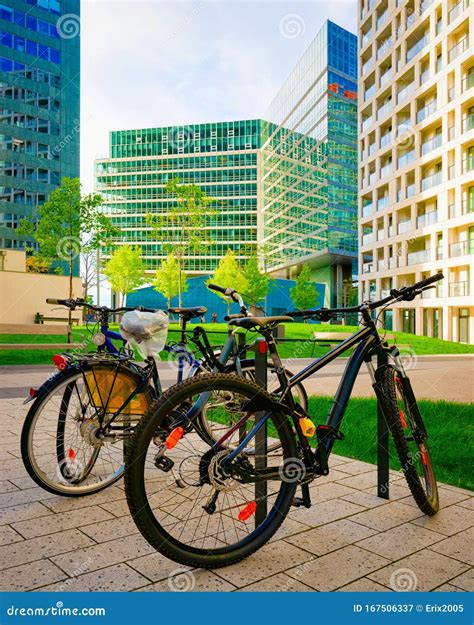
[18,177,118,341]
[208,250,248,314]
[25,255,50,273]
[146,178,215,306]
[243,255,273,312]
[103,245,145,306]
[152,253,187,308]
[290,265,319,316]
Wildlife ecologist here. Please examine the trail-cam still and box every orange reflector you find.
[299,417,316,438]
[421,450,428,465]
[68,448,75,461]
[399,409,407,429]
[29,387,36,398]
[53,354,68,371]
[165,427,184,449]
[238,501,257,522]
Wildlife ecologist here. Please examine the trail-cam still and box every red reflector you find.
[29,387,36,397]
[53,354,68,370]
[421,450,428,465]
[258,341,268,354]
[165,427,184,449]
[399,409,407,429]
[238,501,256,522]
[68,448,76,461]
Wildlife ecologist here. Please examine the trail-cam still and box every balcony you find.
[378,196,389,210]
[377,37,393,59]
[449,281,470,296]
[406,33,429,63]
[369,171,377,185]
[449,37,469,63]
[407,183,416,198]
[362,57,374,75]
[407,249,431,264]
[463,114,474,132]
[398,149,415,168]
[377,229,385,241]
[416,100,437,123]
[421,170,442,191]
[362,30,373,48]
[377,10,388,29]
[380,131,392,149]
[420,0,434,13]
[377,100,393,120]
[380,67,393,87]
[420,68,430,85]
[362,261,374,273]
[364,84,376,101]
[362,232,375,246]
[397,81,415,104]
[362,202,374,217]
[421,134,442,155]
[362,116,373,132]
[462,72,474,92]
[464,154,474,173]
[449,0,469,23]
[378,260,387,271]
[398,219,412,234]
[417,211,437,228]
[450,240,473,257]
[380,162,392,178]
[388,257,397,269]
[449,199,474,218]
[368,143,377,156]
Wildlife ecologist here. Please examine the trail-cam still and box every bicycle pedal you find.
[292,497,311,509]
[154,455,174,472]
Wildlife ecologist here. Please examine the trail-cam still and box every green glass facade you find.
[96,120,261,273]
[0,0,80,253]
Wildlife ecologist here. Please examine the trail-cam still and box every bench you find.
[34,313,80,325]
[0,323,84,352]
[311,332,409,356]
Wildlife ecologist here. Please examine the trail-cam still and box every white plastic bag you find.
[120,310,169,360]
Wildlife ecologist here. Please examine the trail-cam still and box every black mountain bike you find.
[125,273,442,568]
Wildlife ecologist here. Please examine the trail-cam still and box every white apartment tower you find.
[358,0,473,342]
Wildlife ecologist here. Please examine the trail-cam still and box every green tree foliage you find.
[243,255,273,310]
[103,245,145,306]
[146,178,215,306]
[152,253,187,308]
[208,250,248,313]
[290,265,319,314]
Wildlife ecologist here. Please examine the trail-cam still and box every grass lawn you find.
[1,321,474,365]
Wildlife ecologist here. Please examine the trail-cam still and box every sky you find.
[80,0,357,193]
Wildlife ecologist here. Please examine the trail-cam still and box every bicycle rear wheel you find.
[125,374,297,568]
[378,365,439,515]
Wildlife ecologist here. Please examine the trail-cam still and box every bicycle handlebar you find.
[45,298,157,315]
[207,284,247,313]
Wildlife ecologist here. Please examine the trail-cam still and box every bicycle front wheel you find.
[125,374,297,568]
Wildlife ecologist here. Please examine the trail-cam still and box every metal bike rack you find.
[253,337,268,527]
[377,349,390,499]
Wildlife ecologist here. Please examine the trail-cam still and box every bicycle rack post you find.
[254,337,268,527]
[377,349,390,499]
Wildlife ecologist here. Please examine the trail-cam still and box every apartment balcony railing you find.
[362,117,373,132]
[422,285,443,299]
[362,233,375,246]
[362,57,374,75]
[364,85,376,101]
[416,100,437,123]
[397,81,415,103]
[407,249,431,265]
[450,240,473,257]
[398,219,412,234]
[437,246,444,260]
[407,183,416,198]
[362,30,373,48]
[449,0,469,23]
[449,37,469,63]
[377,10,388,29]
[421,134,442,155]
[420,0,434,13]
[421,170,442,191]
[377,37,393,59]
[380,163,392,178]
[378,260,388,271]
[377,100,393,120]
[368,143,377,157]
[449,199,474,218]
[449,281,470,296]
[462,72,474,92]
[362,261,374,273]
[378,196,390,210]
[420,68,431,85]
[464,155,474,173]
[380,131,392,149]
[398,149,415,168]
[463,114,474,132]
[362,203,374,218]
[380,288,391,297]
[380,68,393,87]
[417,211,438,228]
[377,229,385,241]
[406,33,429,63]
[388,257,397,269]
[369,171,377,185]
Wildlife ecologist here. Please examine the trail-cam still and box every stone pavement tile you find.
[98,498,131,518]
[400,488,472,509]
[286,545,390,591]
[12,506,114,538]
[0,501,52,526]
[428,527,474,565]
[288,497,365,526]
[128,552,192,583]
[433,583,466,592]
[447,569,473,592]
[8,476,39,491]
[339,578,390,592]
[0,528,95,569]
[350,502,423,532]
[215,539,314,588]
[236,572,314,592]
[329,454,353,467]
[285,519,378,556]
[310,468,352,484]
[308,482,358,504]
[140,569,236,592]
[0,559,66,591]
[341,490,391,509]
[368,550,469,591]
[364,483,412,500]
[456,498,474,511]
[438,483,473,496]
[333,460,378,475]
[336,471,380,491]
[80,515,138,543]
[38,563,149,592]
[356,522,445,560]
[411,505,474,536]
[269,517,312,543]
[50,533,155,576]
[0,480,19,494]
[41,486,126,514]
[0,525,23,546]
[0,486,56,508]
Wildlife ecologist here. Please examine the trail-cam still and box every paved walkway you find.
[0,362,472,592]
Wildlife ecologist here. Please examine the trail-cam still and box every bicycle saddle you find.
[228,316,293,330]
[168,306,207,320]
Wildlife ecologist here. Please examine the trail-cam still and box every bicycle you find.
[124,273,443,568]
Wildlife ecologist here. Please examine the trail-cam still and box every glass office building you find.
[261,21,358,305]
[96,21,358,303]
[0,0,80,253]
